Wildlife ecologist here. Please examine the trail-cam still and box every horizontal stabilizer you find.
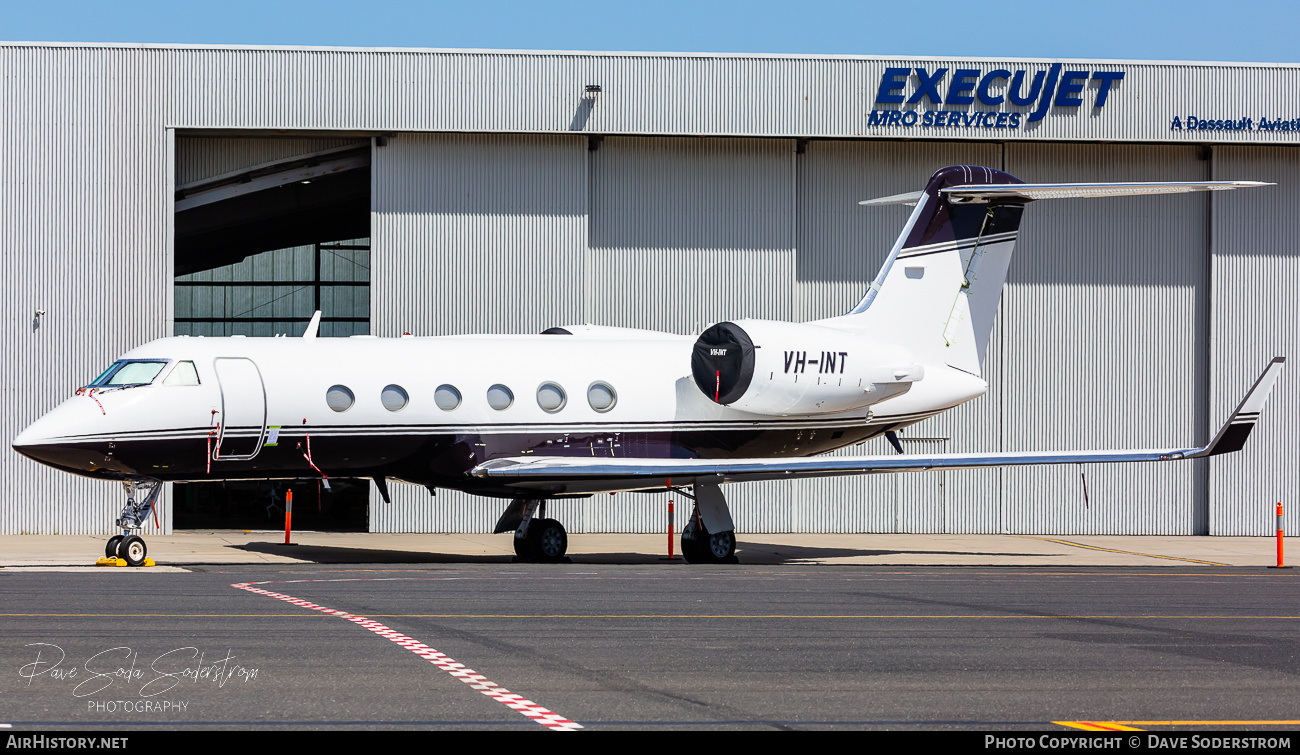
[471,358,1284,494]
[858,190,925,207]
[940,180,1273,203]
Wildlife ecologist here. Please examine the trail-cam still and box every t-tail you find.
[818,165,1273,377]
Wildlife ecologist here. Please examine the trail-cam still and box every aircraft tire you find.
[704,530,736,562]
[531,518,568,562]
[680,519,704,563]
[120,535,147,567]
[106,535,124,559]
[513,530,531,559]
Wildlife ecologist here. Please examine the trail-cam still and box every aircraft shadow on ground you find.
[733,542,1050,565]
[234,541,689,565]
[233,542,511,564]
[231,540,1049,566]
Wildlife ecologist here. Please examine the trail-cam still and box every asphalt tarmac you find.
[2,562,1298,731]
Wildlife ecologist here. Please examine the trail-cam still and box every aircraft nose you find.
[12,411,72,469]
[13,412,57,451]
[12,397,113,475]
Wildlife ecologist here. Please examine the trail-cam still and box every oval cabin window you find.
[434,384,461,411]
[587,382,617,412]
[381,384,408,412]
[487,384,514,410]
[326,385,355,412]
[537,382,567,413]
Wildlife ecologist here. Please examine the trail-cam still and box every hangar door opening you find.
[171,135,373,530]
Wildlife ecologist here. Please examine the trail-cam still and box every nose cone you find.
[13,410,66,454]
[12,396,119,477]
[11,423,43,451]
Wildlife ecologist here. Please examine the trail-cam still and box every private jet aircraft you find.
[12,165,1284,566]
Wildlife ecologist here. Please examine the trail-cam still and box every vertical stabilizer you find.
[819,166,1026,376]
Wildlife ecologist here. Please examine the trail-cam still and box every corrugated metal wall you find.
[587,136,797,331]
[1210,146,1300,535]
[999,143,1212,535]
[370,132,588,338]
[156,44,1300,145]
[1,46,173,535]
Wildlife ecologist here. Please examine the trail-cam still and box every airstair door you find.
[213,357,267,460]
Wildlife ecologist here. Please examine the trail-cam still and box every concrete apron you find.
[0,532,1290,568]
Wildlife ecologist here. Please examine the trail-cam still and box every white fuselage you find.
[13,330,987,496]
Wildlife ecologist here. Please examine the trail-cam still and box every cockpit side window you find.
[162,361,200,386]
[89,360,169,388]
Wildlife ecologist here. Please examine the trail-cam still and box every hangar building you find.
[2,43,1296,537]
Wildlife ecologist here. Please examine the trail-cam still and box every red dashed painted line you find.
[231,581,582,731]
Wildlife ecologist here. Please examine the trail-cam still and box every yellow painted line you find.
[1116,720,1300,726]
[1060,720,1300,731]
[1015,536,1229,566]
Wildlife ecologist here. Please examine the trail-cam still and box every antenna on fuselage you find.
[302,310,322,339]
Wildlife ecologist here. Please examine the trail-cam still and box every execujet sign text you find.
[870,63,1124,131]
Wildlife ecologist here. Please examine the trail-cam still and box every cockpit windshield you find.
[88,360,169,388]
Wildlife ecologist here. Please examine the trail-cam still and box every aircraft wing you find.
[470,357,1284,494]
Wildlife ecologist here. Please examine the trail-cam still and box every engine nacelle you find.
[690,320,924,416]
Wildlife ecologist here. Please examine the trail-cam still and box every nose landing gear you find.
[100,480,160,567]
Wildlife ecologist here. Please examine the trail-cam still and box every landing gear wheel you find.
[680,518,704,563]
[106,535,124,559]
[704,529,737,562]
[513,530,531,559]
[530,518,568,561]
[680,518,735,563]
[119,535,147,567]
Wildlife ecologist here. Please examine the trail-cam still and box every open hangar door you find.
[171,134,374,531]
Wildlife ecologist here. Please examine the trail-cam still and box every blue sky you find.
[3,0,1297,63]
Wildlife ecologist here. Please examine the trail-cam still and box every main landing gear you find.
[680,517,737,563]
[678,483,738,564]
[104,480,160,567]
[491,484,739,564]
[497,499,569,562]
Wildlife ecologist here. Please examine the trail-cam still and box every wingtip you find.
[1201,358,1286,457]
